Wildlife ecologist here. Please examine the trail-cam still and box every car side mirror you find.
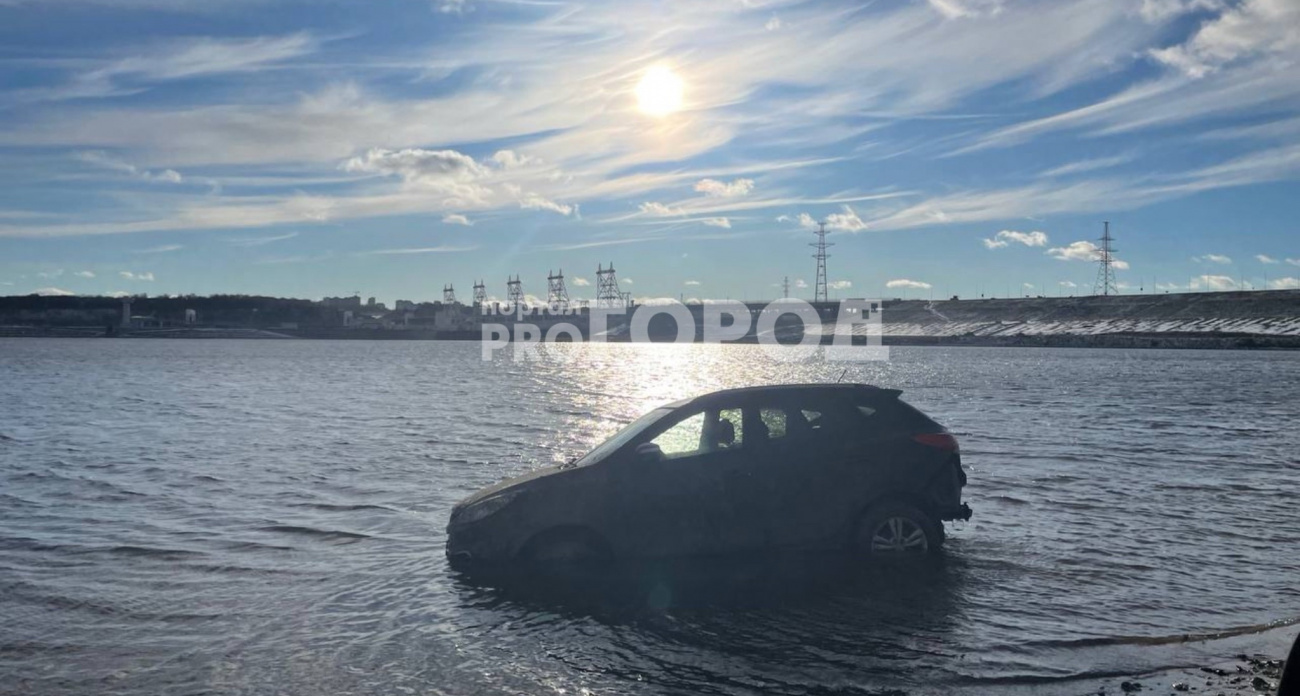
[635,442,664,463]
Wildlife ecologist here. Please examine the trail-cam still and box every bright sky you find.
[1,0,1298,303]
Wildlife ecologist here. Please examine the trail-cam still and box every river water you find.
[1,339,1297,695]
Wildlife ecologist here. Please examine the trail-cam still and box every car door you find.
[611,403,763,557]
[744,395,873,548]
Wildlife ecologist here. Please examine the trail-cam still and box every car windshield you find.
[572,407,675,467]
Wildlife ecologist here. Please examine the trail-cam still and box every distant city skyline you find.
[1,0,1298,303]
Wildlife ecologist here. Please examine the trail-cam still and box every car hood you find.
[453,463,570,511]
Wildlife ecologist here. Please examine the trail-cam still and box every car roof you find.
[664,383,901,409]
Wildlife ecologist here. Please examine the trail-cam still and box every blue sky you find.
[1,0,1298,303]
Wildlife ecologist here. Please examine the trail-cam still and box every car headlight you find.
[456,490,522,525]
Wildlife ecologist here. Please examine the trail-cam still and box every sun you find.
[635,65,684,117]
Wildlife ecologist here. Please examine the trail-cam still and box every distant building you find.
[434,305,475,331]
[395,300,416,312]
[322,295,362,310]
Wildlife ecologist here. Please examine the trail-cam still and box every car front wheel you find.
[855,503,942,555]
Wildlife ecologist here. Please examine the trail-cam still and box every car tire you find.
[855,503,942,556]
[519,528,612,564]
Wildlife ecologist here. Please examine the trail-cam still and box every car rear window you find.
[851,395,939,436]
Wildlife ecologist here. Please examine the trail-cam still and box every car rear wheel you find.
[519,528,612,564]
[855,503,942,556]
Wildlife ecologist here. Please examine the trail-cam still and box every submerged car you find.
[446,384,971,564]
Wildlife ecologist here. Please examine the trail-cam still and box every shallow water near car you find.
[2,339,1298,695]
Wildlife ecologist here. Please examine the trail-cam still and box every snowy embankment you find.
[867,290,1300,338]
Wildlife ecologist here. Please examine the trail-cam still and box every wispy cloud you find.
[639,202,684,217]
[926,0,1005,20]
[13,33,317,105]
[1040,155,1135,178]
[227,232,299,247]
[1193,253,1232,264]
[358,245,478,256]
[79,151,183,183]
[886,279,931,289]
[119,271,156,281]
[134,244,183,254]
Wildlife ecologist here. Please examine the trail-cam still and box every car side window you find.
[650,411,706,458]
[759,408,787,440]
[800,409,827,434]
[716,408,743,450]
[794,402,855,438]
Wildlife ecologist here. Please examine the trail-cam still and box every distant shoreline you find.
[5,288,1300,350]
[3,326,1299,350]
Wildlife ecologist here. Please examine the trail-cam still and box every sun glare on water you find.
[635,65,684,117]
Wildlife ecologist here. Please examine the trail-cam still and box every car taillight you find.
[913,432,959,452]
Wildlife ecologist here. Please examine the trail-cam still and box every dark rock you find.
[1172,683,1189,691]
[1120,681,1143,692]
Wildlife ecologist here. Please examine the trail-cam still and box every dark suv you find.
[447,384,971,564]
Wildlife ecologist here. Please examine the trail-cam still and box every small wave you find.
[107,545,205,559]
[286,502,395,512]
[218,540,296,552]
[1019,618,1300,650]
[258,524,371,542]
[185,562,297,576]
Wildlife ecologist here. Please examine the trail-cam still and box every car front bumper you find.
[938,502,973,522]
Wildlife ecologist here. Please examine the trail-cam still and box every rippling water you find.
[2,339,1298,695]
